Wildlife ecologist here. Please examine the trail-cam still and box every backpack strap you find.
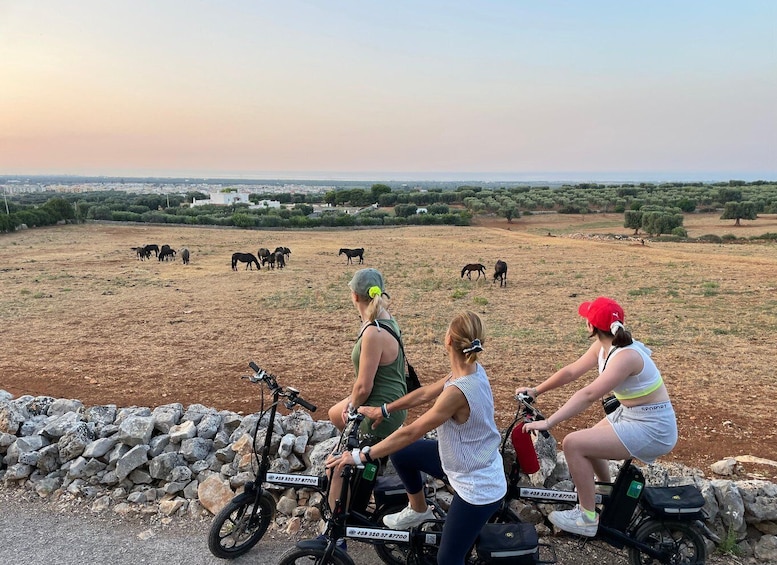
[357,320,407,358]
[358,320,421,392]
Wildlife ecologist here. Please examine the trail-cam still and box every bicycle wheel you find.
[628,519,706,565]
[277,546,351,565]
[372,504,444,565]
[207,493,275,558]
[371,504,412,565]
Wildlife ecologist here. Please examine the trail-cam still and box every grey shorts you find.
[607,401,678,463]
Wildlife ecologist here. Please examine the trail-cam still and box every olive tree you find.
[720,201,758,226]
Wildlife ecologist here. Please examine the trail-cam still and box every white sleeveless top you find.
[600,341,664,401]
[436,363,507,505]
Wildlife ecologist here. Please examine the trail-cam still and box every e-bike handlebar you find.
[514,392,550,438]
[244,361,317,412]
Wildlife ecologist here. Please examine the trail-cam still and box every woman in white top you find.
[327,311,506,565]
[522,297,676,537]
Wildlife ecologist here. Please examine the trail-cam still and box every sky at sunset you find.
[1,1,775,181]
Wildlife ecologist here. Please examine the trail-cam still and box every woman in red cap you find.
[521,297,676,537]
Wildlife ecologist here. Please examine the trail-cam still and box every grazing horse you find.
[339,248,364,265]
[257,248,272,266]
[461,263,486,280]
[144,244,160,258]
[232,252,260,271]
[181,248,190,265]
[274,251,286,269]
[159,244,176,261]
[275,246,291,262]
[493,260,507,287]
[132,246,151,260]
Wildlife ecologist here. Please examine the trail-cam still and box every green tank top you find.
[351,318,408,440]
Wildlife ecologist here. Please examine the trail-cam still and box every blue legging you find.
[389,439,502,565]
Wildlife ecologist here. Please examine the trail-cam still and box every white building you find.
[190,193,281,209]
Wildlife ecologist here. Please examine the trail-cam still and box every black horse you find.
[461,263,486,280]
[232,252,260,271]
[181,248,190,265]
[144,244,160,258]
[275,246,291,261]
[339,248,364,265]
[274,250,286,269]
[159,244,176,261]
[493,260,507,287]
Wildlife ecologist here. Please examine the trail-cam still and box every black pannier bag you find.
[641,485,706,520]
[372,473,409,509]
[476,523,539,564]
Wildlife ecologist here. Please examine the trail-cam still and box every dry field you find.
[1,213,776,481]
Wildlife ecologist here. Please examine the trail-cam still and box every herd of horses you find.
[231,246,291,271]
[231,246,364,271]
[461,260,508,286]
[132,243,506,287]
[132,244,189,264]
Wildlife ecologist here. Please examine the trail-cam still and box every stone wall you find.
[1,391,776,563]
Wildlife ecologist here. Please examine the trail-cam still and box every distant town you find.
[0,176,343,197]
[3,173,716,198]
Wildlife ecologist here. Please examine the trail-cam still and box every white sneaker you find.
[382,504,435,529]
[548,505,599,537]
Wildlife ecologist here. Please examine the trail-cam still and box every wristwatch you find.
[361,445,374,464]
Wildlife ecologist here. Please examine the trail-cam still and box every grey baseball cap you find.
[348,268,389,298]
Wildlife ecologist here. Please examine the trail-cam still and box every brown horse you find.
[461,263,487,280]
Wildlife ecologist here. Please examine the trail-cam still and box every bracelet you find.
[351,448,364,468]
[530,388,538,397]
[381,403,390,418]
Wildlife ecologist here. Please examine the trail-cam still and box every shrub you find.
[698,234,723,243]
[232,213,259,228]
[111,211,142,222]
[671,227,688,237]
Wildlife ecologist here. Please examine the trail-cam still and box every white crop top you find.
[600,341,664,401]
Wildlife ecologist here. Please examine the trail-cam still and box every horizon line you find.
[2,170,776,184]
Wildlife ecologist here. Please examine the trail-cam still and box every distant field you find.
[1,213,775,479]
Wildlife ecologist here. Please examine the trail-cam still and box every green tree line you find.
[2,180,775,235]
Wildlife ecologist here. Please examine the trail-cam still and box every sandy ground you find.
[1,212,776,481]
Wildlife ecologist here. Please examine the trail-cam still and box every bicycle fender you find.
[229,490,276,510]
[296,538,355,565]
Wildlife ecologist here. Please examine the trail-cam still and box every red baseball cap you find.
[578,297,624,332]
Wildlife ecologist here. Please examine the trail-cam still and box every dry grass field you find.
[1,212,776,481]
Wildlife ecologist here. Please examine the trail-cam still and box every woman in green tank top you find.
[325,268,409,516]
[327,268,408,441]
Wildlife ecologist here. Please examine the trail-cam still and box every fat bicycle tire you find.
[277,546,352,565]
[207,492,275,558]
[628,519,706,565]
[371,503,414,565]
